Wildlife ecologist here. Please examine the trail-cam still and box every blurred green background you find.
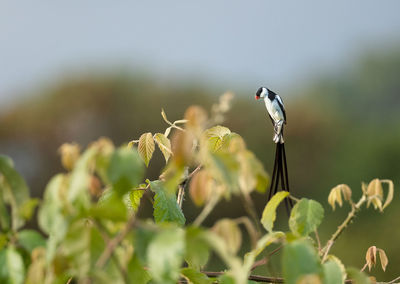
[1,1,400,281]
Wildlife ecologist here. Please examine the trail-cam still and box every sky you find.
[1,1,400,106]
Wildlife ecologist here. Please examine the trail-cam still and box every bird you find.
[255,87,286,144]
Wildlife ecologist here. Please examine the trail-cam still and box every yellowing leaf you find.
[161,108,172,125]
[138,132,155,167]
[154,133,172,163]
[378,248,388,272]
[366,179,383,200]
[189,170,213,206]
[212,219,242,255]
[328,184,352,210]
[261,191,289,232]
[58,143,80,171]
[381,179,394,210]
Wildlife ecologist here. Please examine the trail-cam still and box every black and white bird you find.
[255,87,286,144]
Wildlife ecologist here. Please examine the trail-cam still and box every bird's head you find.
[255,87,268,100]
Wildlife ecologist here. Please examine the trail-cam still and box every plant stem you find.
[241,192,262,234]
[321,194,366,260]
[193,193,220,226]
[96,213,137,268]
[201,271,284,283]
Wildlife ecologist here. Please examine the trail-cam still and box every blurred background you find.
[1,0,400,280]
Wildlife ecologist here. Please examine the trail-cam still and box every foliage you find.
[0,95,397,284]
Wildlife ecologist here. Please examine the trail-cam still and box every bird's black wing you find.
[276,95,286,123]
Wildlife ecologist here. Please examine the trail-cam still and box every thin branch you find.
[96,214,137,268]
[388,275,400,284]
[250,245,283,271]
[234,217,258,249]
[193,193,220,226]
[241,192,262,234]
[360,262,368,272]
[201,271,284,283]
[314,229,321,253]
[177,165,202,209]
[321,194,367,260]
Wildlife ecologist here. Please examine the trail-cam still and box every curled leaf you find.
[189,170,213,207]
[212,219,242,255]
[381,179,394,210]
[138,132,155,167]
[328,184,352,210]
[378,248,388,272]
[365,246,377,271]
[261,191,289,232]
[58,143,80,171]
[154,133,172,163]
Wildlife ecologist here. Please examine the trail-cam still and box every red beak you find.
[255,95,260,100]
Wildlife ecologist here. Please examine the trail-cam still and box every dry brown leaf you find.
[366,246,377,271]
[378,248,388,272]
[381,179,394,210]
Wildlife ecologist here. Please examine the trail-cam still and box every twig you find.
[388,275,400,284]
[241,192,262,234]
[96,214,137,268]
[177,165,202,208]
[201,271,284,283]
[193,193,220,226]
[234,217,259,249]
[321,194,367,260]
[360,262,368,272]
[314,229,321,253]
[250,245,283,271]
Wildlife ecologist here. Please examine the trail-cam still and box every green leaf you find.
[346,267,371,284]
[147,227,185,284]
[38,174,68,236]
[0,235,7,251]
[185,227,210,270]
[282,239,322,284]
[127,189,145,212]
[0,184,10,231]
[0,155,29,230]
[17,230,46,253]
[127,254,151,284]
[37,174,69,262]
[107,147,144,195]
[181,268,213,284]
[261,191,289,232]
[204,126,231,152]
[209,152,239,192]
[150,180,185,225]
[62,220,105,278]
[218,275,235,284]
[18,198,39,221]
[243,232,285,272]
[322,256,346,284]
[134,227,156,264]
[6,246,25,284]
[154,133,172,163]
[67,146,98,205]
[289,198,324,237]
[138,132,155,167]
[93,189,128,221]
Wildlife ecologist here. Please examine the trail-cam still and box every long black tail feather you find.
[267,143,293,214]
